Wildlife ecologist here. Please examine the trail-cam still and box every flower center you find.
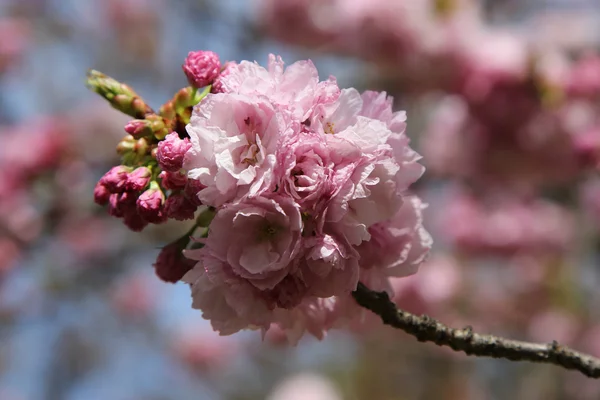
[324,121,335,135]
[240,143,260,165]
[257,220,281,242]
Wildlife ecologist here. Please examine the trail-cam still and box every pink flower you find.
[182,254,274,334]
[272,296,338,342]
[281,132,333,209]
[360,91,424,188]
[357,196,432,289]
[211,61,236,94]
[299,235,359,297]
[182,50,221,88]
[199,196,303,290]
[183,250,338,340]
[176,54,430,341]
[184,94,282,207]
[156,132,191,172]
[325,147,404,246]
[216,55,323,121]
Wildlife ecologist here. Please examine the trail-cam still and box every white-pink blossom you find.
[184,94,283,207]
[181,54,429,340]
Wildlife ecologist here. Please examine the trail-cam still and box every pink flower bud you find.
[108,193,122,217]
[159,170,187,190]
[100,165,130,193]
[182,50,221,88]
[126,166,152,192]
[137,184,166,224]
[124,119,151,138]
[123,212,149,232]
[154,239,195,283]
[156,132,191,172]
[94,182,110,205]
[165,193,197,221]
[125,114,167,139]
[109,191,137,218]
[184,178,205,206]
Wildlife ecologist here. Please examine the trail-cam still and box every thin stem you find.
[352,282,600,379]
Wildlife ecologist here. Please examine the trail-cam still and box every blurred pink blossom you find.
[171,324,238,372]
[528,309,580,346]
[440,189,574,256]
[111,271,157,317]
[0,18,31,73]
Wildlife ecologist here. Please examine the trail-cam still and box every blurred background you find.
[2,0,600,399]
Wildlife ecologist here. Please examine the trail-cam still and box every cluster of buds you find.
[88,50,222,232]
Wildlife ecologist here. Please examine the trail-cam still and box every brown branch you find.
[352,282,600,379]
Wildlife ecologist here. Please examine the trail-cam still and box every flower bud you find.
[125,114,168,139]
[126,167,152,192]
[182,50,221,88]
[100,165,130,193]
[134,138,149,156]
[137,182,166,224]
[156,132,191,172]
[154,236,195,283]
[125,119,152,138]
[108,191,137,218]
[165,193,197,221]
[116,135,136,155]
[184,178,204,206]
[94,182,111,205]
[123,212,149,232]
[159,170,187,190]
[86,69,152,118]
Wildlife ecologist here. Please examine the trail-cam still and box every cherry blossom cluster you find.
[88,51,431,342]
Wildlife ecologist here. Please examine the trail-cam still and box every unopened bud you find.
[126,167,152,192]
[154,235,195,283]
[159,170,187,190]
[165,193,197,221]
[134,138,149,156]
[184,178,204,206]
[116,135,136,154]
[137,181,166,224]
[156,132,191,172]
[100,165,131,193]
[182,50,221,89]
[94,182,111,205]
[86,69,153,118]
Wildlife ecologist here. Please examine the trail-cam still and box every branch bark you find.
[352,282,600,379]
